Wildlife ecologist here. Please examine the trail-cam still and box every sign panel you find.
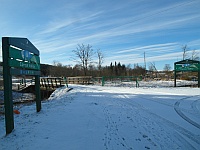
[9,59,40,70]
[9,47,39,62]
[175,64,199,71]
[8,37,39,55]
[9,47,40,71]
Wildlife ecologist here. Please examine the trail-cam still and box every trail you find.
[0,85,200,150]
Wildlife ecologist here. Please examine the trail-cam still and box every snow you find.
[0,82,200,150]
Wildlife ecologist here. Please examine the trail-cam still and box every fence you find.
[67,76,92,84]
[101,76,142,87]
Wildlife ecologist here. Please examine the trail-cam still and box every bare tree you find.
[182,45,199,61]
[163,64,172,80]
[149,62,159,78]
[163,64,171,72]
[97,49,104,76]
[190,49,199,60]
[73,44,94,76]
[182,45,189,60]
[53,60,62,67]
[149,62,157,72]
[49,61,64,77]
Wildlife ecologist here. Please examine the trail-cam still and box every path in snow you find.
[0,85,200,150]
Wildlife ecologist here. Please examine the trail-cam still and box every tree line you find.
[40,44,146,77]
[40,61,146,77]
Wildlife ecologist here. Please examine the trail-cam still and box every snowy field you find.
[0,82,200,150]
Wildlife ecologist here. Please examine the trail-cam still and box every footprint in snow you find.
[145,146,150,149]
[143,134,148,138]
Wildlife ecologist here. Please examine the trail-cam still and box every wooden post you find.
[59,78,62,87]
[51,78,54,89]
[64,77,68,87]
[55,78,58,88]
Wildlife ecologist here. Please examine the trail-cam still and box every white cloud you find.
[188,39,200,47]
[1,0,199,70]
[103,51,183,66]
[116,43,178,54]
[38,11,103,35]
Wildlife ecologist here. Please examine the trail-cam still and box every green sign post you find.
[174,59,200,88]
[2,37,41,134]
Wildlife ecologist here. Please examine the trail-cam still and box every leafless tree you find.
[190,49,199,61]
[53,60,62,67]
[149,62,156,72]
[73,44,94,76]
[49,61,64,77]
[97,49,104,76]
[182,45,189,60]
[182,45,199,61]
[163,64,172,80]
[149,62,159,78]
[163,64,171,72]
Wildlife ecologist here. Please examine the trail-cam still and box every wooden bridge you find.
[15,76,93,99]
[15,77,66,90]
[1,76,93,97]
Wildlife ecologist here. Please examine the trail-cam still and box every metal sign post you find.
[2,37,41,134]
[174,59,200,88]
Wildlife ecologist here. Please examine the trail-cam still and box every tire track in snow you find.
[121,94,200,148]
[174,96,200,129]
[192,99,200,114]
[132,93,200,129]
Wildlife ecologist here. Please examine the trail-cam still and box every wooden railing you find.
[0,76,94,91]
[40,77,66,89]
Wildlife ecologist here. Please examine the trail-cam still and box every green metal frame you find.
[174,59,200,88]
[102,76,142,87]
[2,37,41,134]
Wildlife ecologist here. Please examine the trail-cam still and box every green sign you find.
[175,64,199,71]
[9,47,40,70]
[2,37,41,134]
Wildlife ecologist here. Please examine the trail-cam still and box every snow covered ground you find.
[0,82,200,150]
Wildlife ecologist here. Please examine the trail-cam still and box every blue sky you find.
[0,0,200,70]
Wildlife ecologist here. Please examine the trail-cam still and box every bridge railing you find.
[40,77,65,89]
